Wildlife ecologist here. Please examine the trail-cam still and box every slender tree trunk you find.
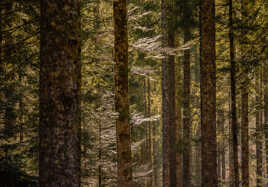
[176,57,183,187]
[143,78,148,166]
[39,1,81,186]
[221,113,226,184]
[193,44,201,187]
[0,4,2,71]
[229,94,234,187]
[200,0,217,186]
[183,27,192,187]
[240,1,250,186]
[152,114,160,187]
[161,0,177,186]
[229,0,239,186]
[93,2,102,186]
[113,0,133,186]
[241,76,249,187]
[264,60,268,186]
[256,68,263,187]
[19,98,24,144]
[147,77,153,187]
[218,109,226,186]
[218,141,222,186]
[98,119,102,187]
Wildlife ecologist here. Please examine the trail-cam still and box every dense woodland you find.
[0,0,267,186]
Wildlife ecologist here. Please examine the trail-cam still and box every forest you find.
[0,0,267,186]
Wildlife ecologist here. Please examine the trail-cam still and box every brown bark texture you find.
[229,0,239,186]
[176,57,183,187]
[200,0,218,186]
[39,1,81,186]
[264,61,268,186]
[183,27,192,187]
[240,1,250,186]
[161,0,177,186]
[113,0,133,186]
[255,69,263,187]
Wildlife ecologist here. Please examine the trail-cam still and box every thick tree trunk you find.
[229,0,239,186]
[113,0,133,186]
[183,27,192,187]
[200,0,217,186]
[39,1,81,187]
[161,0,177,186]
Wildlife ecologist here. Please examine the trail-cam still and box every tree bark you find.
[147,77,153,187]
[240,1,250,186]
[39,1,81,186]
[229,0,239,186]
[183,27,192,187]
[241,75,249,187]
[161,0,177,186]
[264,60,268,187]
[176,57,183,187]
[113,0,133,186]
[221,113,226,185]
[193,44,201,187]
[200,0,217,186]
[256,68,263,187]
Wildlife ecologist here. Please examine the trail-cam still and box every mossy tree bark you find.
[113,0,133,186]
[200,0,217,186]
[39,1,81,186]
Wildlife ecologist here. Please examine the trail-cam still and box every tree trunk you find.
[229,0,239,186]
[113,0,133,186]
[256,68,263,187]
[161,0,177,186]
[183,27,192,187]
[0,4,2,71]
[264,60,268,187]
[241,75,249,187]
[228,94,234,187]
[200,0,217,186]
[39,1,81,186]
[93,1,102,185]
[147,77,153,187]
[240,1,250,186]
[221,114,226,185]
[218,109,226,186]
[176,57,183,187]
[193,44,201,187]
